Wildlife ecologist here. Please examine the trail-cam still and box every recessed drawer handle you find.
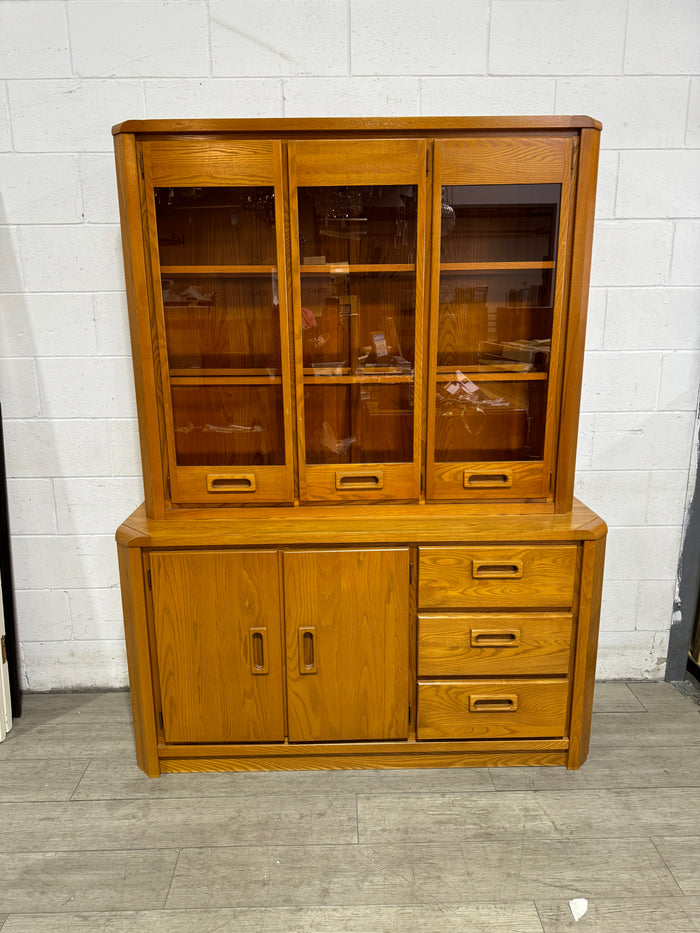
[472,560,523,579]
[464,471,513,488]
[335,471,384,490]
[207,473,256,493]
[249,628,268,674]
[471,629,521,647]
[469,694,519,713]
[299,627,317,674]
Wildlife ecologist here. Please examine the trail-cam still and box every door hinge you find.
[139,149,145,178]
[1,634,5,665]
[146,568,152,589]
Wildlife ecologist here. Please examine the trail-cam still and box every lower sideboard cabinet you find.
[116,501,606,777]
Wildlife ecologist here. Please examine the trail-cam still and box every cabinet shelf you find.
[435,371,548,383]
[300,264,415,275]
[170,374,283,386]
[439,262,555,272]
[161,265,278,276]
[303,373,414,385]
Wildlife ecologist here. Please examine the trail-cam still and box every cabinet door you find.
[284,548,410,741]
[141,139,295,506]
[150,550,285,744]
[427,136,574,502]
[289,139,427,502]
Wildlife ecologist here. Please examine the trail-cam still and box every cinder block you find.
[8,80,145,151]
[604,525,682,581]
[145,79,284,119]
[0,227,24,291]
[68,587,126,641]
[580,351,661,412]
[421,77,555,115]
[688,79,700,147]
[14,589,72,642]
[636,580,677,631]
[599,581,639,633]
[646,470,692,525]
[0,1,71,78]
[0,154,82,224]
[54,476,145,535]
[584,288,607,350]
[20,639,128,691]
[80,154,120,224]
[0,89,10,150]
[2,419,113,478]
[556,77,689,148]
[658,350,700,411]
[36,357,137,419]
[490,0,626,75]
[210,0,348,77]
[625,0,700,75]
[284,77,420,117]
[21,225,125,292]
[108,419,143,477]
[94,292,132,357]
[352,0,489,75]
[574,412,595,470]
[573,470,649,526]
[617,150,700,219]
[0,359,40,418]
[10,534,119,590]
[68,1,208,78]
[0,293,97,357]
[604,287,700,350]
[590,221,673,286]
[6,478,57,534]
[592,411,696,471]
[595,630,669,680]
[670,222,700,285]
[594,151,619,220]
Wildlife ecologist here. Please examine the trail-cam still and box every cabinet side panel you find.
[117,540,160,776]
[284,548,410,742]
[114,133,165,518]
[150,550,285,744]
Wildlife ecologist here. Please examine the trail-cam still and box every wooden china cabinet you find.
[113,117,605,777]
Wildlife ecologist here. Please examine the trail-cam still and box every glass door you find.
[289,138,427,502]
[427,137,574,501]
[142,139,294,505]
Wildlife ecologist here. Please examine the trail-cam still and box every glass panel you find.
[434,378,546,462]
[305,383,414,464]
[171,384,285,466]
[162,274,281,372]
[297,185,417,265]
[437,270,553,373]
[301,272,415,374]
[155,186,277,266]
[440,184,560,263]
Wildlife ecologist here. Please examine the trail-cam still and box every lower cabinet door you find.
[284,548,410,742]
[150,550,285,744]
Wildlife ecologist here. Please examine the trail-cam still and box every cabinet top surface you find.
[112,115,602,136]
[117,500,607,548]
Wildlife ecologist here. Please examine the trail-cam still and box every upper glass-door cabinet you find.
[141,140,294,506]
[289,139,427,502]
[427,137,574,502]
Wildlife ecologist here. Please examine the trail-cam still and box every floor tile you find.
[18,691,132,725]
[0,721,136,762]
[652,837,700,895]
[0,849,178,912]
[0,794,358,851]
[357,788,700,843]
[536,896,700,931]
[0,904,546,932]
[166,837,680,908]
[0,760,89,802]
[628,681,700,712]
[590,709,700,747]
[592,682,646,712]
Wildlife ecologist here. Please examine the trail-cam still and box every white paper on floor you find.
[569,898,589,921]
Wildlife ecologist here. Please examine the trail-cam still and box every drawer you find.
[416,679,569,740]
[418,545,577,609]
[417,612,573,677]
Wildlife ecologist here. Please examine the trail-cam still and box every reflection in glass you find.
[171,384,285,466]
[440,184,561,263]
[155,186,277,266]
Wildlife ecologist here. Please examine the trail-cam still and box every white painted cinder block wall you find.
[0,0,698,689]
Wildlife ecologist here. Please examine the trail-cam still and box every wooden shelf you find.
[303,373,414,385]
[161,265,278,275]
[439,262,555,272]
[435,372,548,383]
[300,264,415,275]
[170,374,283,386]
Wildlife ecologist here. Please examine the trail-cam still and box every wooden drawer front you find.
[417,680,569,740]
[417,613,572,677]
[418,546,577,609]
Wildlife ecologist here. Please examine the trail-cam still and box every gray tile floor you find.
[1,681,699,931]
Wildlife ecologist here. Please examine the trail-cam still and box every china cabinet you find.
[114,117,605,776]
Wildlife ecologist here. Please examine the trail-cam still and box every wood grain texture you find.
[150,550,285,743]
[416,679,569,740]
[417,612,572,676]
[437,137,569,184]
[144,139,277,186]
[284,549,409,742]
[418,545,577,609]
